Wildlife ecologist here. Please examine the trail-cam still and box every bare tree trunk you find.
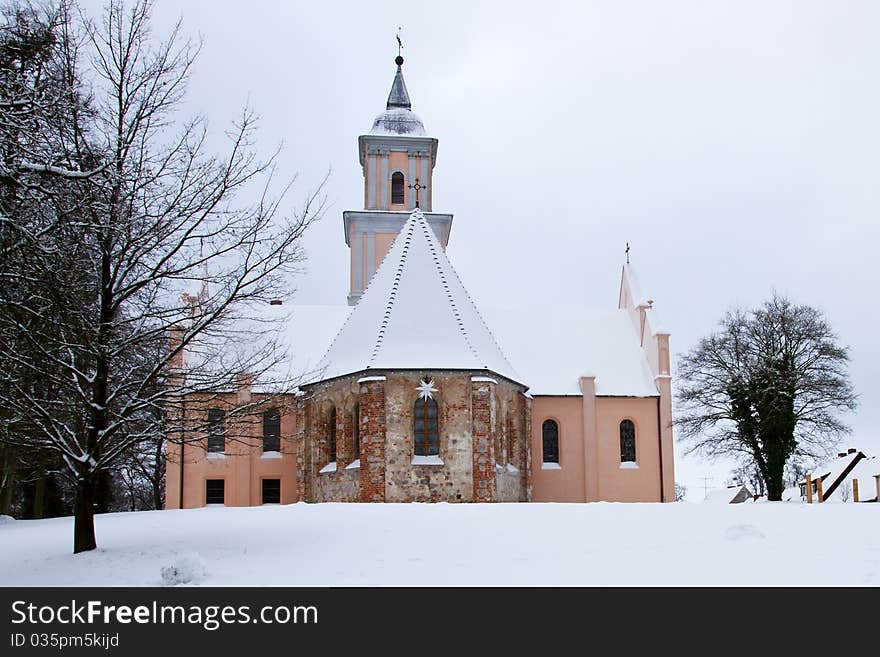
[0,474,13,516]
[152,437,164,510]
[73,475,97,553]
[32,473,46,519]
[0,449,14,515]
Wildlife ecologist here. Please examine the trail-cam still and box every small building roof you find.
[702,485,753,504]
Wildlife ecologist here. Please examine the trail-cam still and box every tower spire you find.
[387,32,411,110]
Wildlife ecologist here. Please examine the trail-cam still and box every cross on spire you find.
[625,242,631,265]
[408,178,426,208]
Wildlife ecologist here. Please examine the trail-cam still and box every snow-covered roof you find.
[702,486,752,504]
[481,305,659,397]
[313,209,521,384]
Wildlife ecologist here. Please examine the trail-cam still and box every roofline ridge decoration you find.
[368,215,417,366]
[415,210,482,368]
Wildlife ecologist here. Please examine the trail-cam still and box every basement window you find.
[262,479,281,504]
[205,479,225,505]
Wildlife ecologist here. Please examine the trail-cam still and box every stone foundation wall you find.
[495,466,525,502]
[315,465,361,502]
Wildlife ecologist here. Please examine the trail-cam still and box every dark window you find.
[207,408,225,453]
[262,479,281,504]
[391,172,405,204]
[353,403,360,461]
[414,396,439,456]
[542,420,559,464]
[205,479,225,504]
[263,408,280,452]
[620,419,636,463]
[328,406,337,463]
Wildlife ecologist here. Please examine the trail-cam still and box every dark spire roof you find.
[386,56,412,110]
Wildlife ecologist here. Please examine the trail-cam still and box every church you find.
[164,54,675,508]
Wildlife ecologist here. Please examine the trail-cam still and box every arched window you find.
[391,171,405,205]
[542,420,559,464]
[413,396,439,456]
[328,406,337,464]
[262,408,280,452]
[352,402,360,461]
[620,419,636,463]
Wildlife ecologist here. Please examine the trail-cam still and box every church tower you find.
[344,54,454,305]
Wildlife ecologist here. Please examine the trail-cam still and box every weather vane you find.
[625,242,631,265]
[397,27,403,57]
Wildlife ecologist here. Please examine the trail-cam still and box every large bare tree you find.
[676,295,858,500]
[0,0,325,552]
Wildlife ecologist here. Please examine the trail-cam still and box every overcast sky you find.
[87,0,879,498]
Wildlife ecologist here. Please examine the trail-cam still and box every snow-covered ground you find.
[1,502,878,586]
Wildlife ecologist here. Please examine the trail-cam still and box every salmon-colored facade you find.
[164,54,674,509]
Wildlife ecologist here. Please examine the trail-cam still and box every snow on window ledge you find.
[619,462,639,469]
[411,455,444,466]
[319,461,337,474]
[207,452,226,460]
[261,451,282,460]
[541,462,561,470]
[345,459,361,470]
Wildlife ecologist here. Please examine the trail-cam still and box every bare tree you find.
[728,461,764,497]
[0,0,325,552]
[673,482,687,502]
[676,295,857,501]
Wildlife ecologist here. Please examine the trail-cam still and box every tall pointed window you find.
[542,420,559,464]
[391,171,405,205]
[414,397,439,456]
[207,408,225,453]
[620,419,636,463]
[262,408,280,453]
[327,406,337,464]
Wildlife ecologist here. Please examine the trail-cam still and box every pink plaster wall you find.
[529,397,585,502]
[165,394,298,509]
[529,395,670,503]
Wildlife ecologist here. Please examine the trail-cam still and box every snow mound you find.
[160,552,207,586]
[724,523,765,541]
[0,515,14,525]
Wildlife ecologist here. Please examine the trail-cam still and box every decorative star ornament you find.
[416,378,438,401]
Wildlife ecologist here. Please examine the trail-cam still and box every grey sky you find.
[100,0,879,497]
